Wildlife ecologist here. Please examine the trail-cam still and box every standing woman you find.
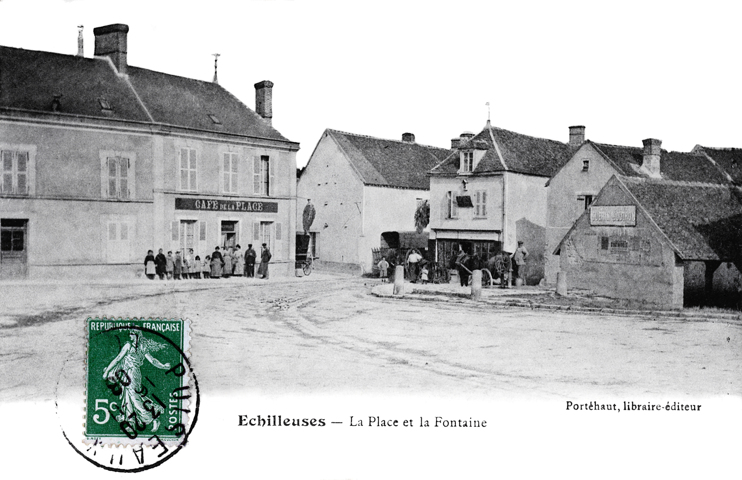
[144,250,156,280]
[233,244,244,277]
[210,246,224,279]
[257,243,272,279]
[223,247,233,278]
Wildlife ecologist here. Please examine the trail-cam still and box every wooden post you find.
[471,270,482,300]
[393,265,405,295]
[556,271,567,296]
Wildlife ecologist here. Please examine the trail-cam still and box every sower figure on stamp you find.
[102,330,171,432]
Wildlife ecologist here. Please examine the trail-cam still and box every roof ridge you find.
[326,128,451,152]
[487,124,568,146]
[701,146,742,152]
[619,175,737,189]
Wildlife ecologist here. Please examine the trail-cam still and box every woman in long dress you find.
[210,247,224,278]
[102,331,171,432]
[144,250,156,280]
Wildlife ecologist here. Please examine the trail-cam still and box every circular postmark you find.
[55,318,199,472]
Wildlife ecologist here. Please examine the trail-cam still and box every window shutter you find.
[222,153,228,193]
[253,221,260,241]
[179,149,188,190]
[253,156,261,195]
[274,222,282,260]
[231,154,239,193]
[268,157,275,196]
[119,157,129,199]
[199,221,207,242]
[189,149,197,191]
[171,221,179,242]
[482,191,487,216]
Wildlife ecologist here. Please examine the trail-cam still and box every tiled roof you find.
[694,146,742,184]
[620,176,742,261]
[327,129,452,189]
[431,123,575,177]
[592,142,729,184]
[0,45,294,144]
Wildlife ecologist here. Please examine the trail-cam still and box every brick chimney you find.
[451,138,460,149]
[254,80,273,125]
[93,24,128,74]
[402,132,415,143]
[642,138,662,176]
[569,125,585,146]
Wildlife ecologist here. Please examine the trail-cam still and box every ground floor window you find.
[106,219,131,263]
[180,220,197,252]
[435,238,501,269]
[0,218,28,278]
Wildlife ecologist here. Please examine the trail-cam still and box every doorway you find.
[1,219,28,278]
[221,221,238,249]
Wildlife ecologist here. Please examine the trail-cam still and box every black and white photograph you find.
[1,0,740,478]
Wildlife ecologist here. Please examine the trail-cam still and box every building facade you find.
[296,129,451,272]
[428,122,576,284]
[0,24,299,279]
[554,175,742,308]
[544,137,731,285]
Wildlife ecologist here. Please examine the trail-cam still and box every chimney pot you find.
[402,132,415,143]
[642,138,662,176]
[569,125,585,146]
[451,138,460,149]
[254,80,274,125]
[93,23,128,74]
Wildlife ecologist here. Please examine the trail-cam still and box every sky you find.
[0,0,740,168]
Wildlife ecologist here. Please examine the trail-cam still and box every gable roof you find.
[620,176,742,261]
[556,175,742,262]
[325,129,452,189]
[0,45,295,145]
[693,146,742,184]
[430,122,575,177]
[590,142,729,184]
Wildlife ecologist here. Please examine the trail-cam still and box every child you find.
[174,251,183,280]
[377,257,389,283]
[420,264,429,285]
[203,255,211,279]
[193,255,202,279]
[166,251,174,280]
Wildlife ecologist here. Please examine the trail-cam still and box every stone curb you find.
[371,285,742,323]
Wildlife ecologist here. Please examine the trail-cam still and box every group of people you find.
[453,241,529,287]
[377,249,430,284]
[144,243,272,280]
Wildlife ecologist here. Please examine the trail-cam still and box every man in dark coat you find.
[155,248,167,280]
[257,243,271,279]
[245,244,257,277]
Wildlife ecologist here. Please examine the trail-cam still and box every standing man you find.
[245,244,257,278]
[258,243,272,279]
[407,249,423,283]
[511,240,529,286]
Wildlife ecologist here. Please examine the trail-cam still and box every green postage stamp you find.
[85,317,193,446]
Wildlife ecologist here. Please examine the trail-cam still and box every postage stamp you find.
[84,317,194,447]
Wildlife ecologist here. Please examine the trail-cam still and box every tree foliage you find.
[414,200,430,234]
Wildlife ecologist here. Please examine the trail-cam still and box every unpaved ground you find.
[1,274,740,402]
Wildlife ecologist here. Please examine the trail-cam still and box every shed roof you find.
[326,129,452,189]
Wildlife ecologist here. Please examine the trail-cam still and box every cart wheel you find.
[303,258,312,276]
[467,269,492,287]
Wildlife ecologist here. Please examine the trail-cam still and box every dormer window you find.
[582,160,589,172]
[98,97,112,111]
[462,151,473,172]
[208,114,222,125]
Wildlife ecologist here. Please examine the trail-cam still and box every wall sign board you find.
[175,198,278,213]
[590,205,636,226]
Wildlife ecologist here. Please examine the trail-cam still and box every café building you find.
[0,24,299,278]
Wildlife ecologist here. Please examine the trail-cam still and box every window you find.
[253,155,274,196]
[446,191,458,219]
[106,156,130,199]
[582,160,590,172]
[180,148,197,191]
[1,151,29,195]
[223,153,239,193]
[474,190,487,217]
[578,194,594,210]
[105,220,131,263]
[180,220,197,252]
[416,198,424,208]
[462,151,473,172]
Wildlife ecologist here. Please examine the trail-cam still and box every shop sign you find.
[175,198,278,213]
[590,205,636,226]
